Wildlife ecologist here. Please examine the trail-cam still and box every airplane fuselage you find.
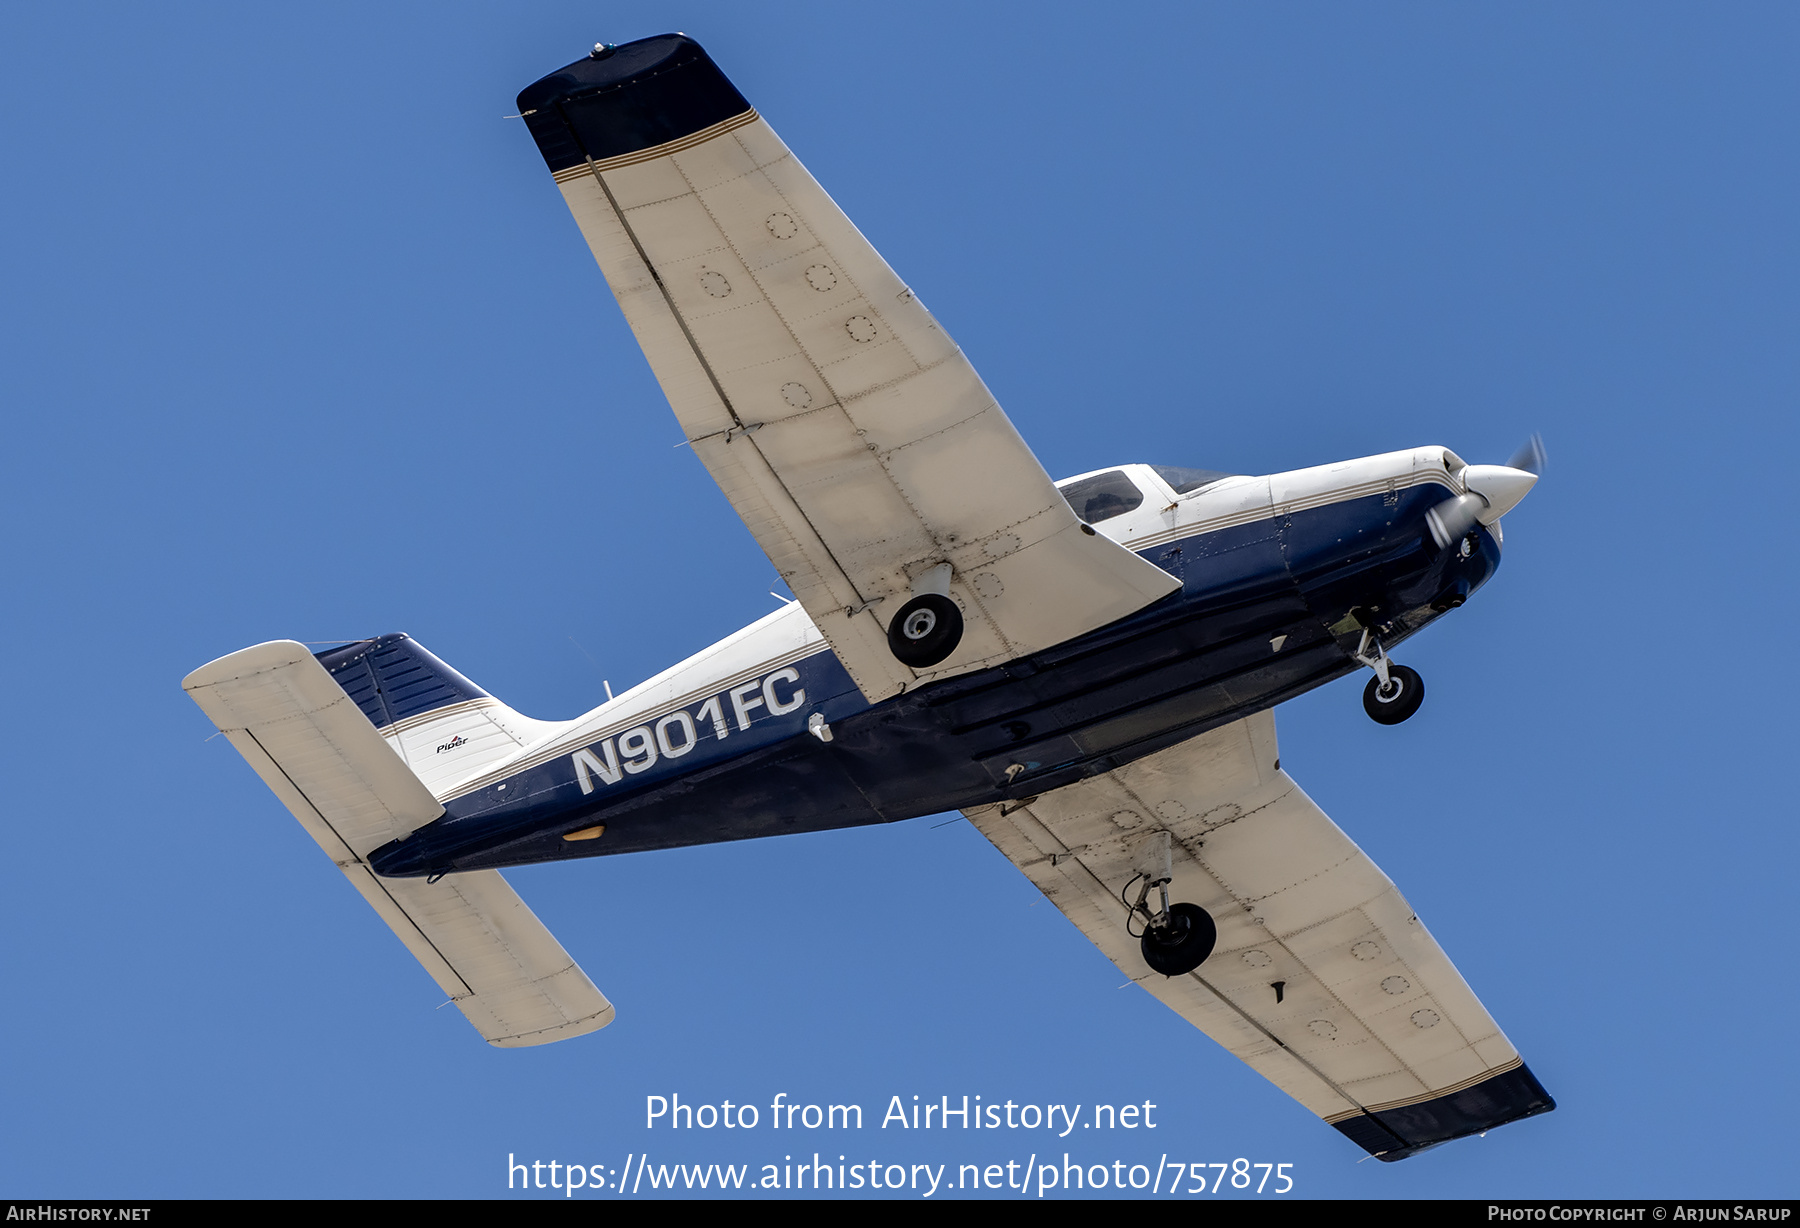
[370,446,1495,878]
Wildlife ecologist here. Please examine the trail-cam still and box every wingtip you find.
[485,1003,617,1048]
[181,639,314,692]
[515,33,751,174]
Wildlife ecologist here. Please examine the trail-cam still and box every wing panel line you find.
[985,794,1376,1120]
[240,729,478,999]
[1323,1054,1526,1121]
[1154,773,1486,1109]
[664,139,1023,661]
[551,107,760,180]
[571,139,881,615]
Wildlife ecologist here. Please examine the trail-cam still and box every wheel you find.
[1140,902,1217,976]
[887,593,963,667]
[1362,664,1425,725]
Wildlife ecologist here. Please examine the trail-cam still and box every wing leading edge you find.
[517,36,1178,703]
[964,711,1553,1160]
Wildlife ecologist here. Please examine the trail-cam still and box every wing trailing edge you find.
[965,710,1553,1160]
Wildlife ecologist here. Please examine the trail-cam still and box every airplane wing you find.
[963,711,1554,1160]
[517,37,1179,702]
[184,641,615,1047]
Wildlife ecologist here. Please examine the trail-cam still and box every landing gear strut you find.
[1126,833,1217,976]
[1353,629,1425,725]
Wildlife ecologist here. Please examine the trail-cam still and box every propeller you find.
[1425,435,1545,550]
[1508,433,1547,477]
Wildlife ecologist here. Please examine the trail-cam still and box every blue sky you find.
[3,3,1795,1199]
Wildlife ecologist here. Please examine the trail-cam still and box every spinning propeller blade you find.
[1507,433,1547,477]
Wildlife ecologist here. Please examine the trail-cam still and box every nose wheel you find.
[1363,665,1425,724]
[1352,629,1425,725]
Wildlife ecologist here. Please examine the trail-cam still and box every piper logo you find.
[436,735,469,755]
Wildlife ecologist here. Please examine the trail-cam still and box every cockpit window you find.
[1058,469,1145,524]
[1151,465,1237,495]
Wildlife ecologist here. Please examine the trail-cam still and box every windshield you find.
[1151,465,1237,495]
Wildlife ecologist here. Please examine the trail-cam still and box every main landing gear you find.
[887,592,963,667]
[1353,628,1425,725]
[1141,902,1218,976]
[1126,833,1217,976]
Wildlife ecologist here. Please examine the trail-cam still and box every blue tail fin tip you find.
[315,634,488,730]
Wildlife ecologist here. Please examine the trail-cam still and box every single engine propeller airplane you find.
[185,34,1554,1162]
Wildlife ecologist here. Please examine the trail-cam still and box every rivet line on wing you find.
[571,135,878,618]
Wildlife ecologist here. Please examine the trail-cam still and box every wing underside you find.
[518,37,1178,702]
[964,711,1553,1160]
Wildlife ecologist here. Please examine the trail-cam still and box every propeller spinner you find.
[1426,434,1545,550]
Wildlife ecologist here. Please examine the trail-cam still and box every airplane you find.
[183,33,1554,1163]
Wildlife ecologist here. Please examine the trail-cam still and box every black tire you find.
[887,593,963,667]
[1140,902,1217,976]
[1362,664,1425,725]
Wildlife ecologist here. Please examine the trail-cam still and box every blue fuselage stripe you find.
[369,488,1496,876]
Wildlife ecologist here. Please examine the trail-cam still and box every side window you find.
[1058,470,1145,524]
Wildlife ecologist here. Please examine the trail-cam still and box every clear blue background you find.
[3,2,1794,1200]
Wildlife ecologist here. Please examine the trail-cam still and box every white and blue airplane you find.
[184,34,1553,1162]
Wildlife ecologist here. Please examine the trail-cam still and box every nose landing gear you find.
[1363,665,1424,724]
[1353,629,1425,725]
